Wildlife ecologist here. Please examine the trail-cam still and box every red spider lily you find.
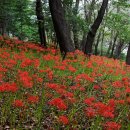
[93,85,100,90]
[86,61,93,68]
[19,71,33,88]
[68,66,76,72]
[84,97,95,106]
[47,70,53,80]
[13,99,24,108]
[33,58,40,68]
[103,121,121,130]
[79,87,85,91]
[48,98,67,110]
[125,88,130,93]
[0,82,18,92]
[43,54,54,61]
[20,58,33,68]
[76,74,94,82]
[47,83,59,90]
[0,66,7,72]
[27,95,39,104]
[54,65,66,70]
[85,107,96,118]
[115,100,125,105]
[112,81,123,88]
[114,91,122,98]
[56,88,66,95]
[4,59,17,69]
[63,91,74,98]
[93,102,115,118]
[58,115,69,125]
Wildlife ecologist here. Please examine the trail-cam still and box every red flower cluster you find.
[13,99,24,108]
[103,121,121,130]
[19,71,33,88]
[94,101,115,118]
[21,58,32,68]
[58,115,69,125]
[48,98,67,110]
[84,97,95,106]
[0,82,18,92]
[27,95,39,104]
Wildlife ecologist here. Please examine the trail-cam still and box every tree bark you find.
[36,0,47,47]
[84,0,108,55]
[73,0,80,49]
[113,40,124,59]
[106,40,113,56]
[110,34,118,58]
[49,0,75,53]
[106,31,113,56]
[100,29,105,56]
[81,0,95,51]
[126,43,130,65]
[94,31,101,55]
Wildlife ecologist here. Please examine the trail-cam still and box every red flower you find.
[43,54,53,61]
[85,107,96,118]
[48,98,67,110]
[47,83,59,90]
[13,99,24,108]
[93,85,100,90]
[19,71,33,88]
[0,82,18,92]
[93,102,115,118]
[103,121,121,130]
[125,88,130,93]
[68,66,76,72]
[59,115,69,125]
[84,97,95,106]
[20,58,32,68]
[27,95,39,104]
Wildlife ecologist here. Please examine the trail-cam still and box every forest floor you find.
[0,36,130,130]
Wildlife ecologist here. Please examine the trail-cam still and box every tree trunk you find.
[36,0,47,47]
[94,31,101,55]
[84,0,108,55]
[49,0,75,53]
[100,29,105,56]
[110,34,118,58]
[81,0,95,51]
[113,40,124,59]
[106,40,112,56]
[106,30,113,56]
[126,43,130,65]
[73,0,80,49]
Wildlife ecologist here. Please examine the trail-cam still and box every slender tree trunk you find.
[110,34,118,58]
[126,43,130,65]
[106,31,113,56]
[84,0,108,55]
[100,29,105,56]
[36,0,47,47]
[114,40,124,59]
[81,0,95,51]
[95,31,101,55]
[49,0,75,54]
[106,40,113,56]
[73,0,80,49]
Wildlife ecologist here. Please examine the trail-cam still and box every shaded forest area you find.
[0,0,130,63]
